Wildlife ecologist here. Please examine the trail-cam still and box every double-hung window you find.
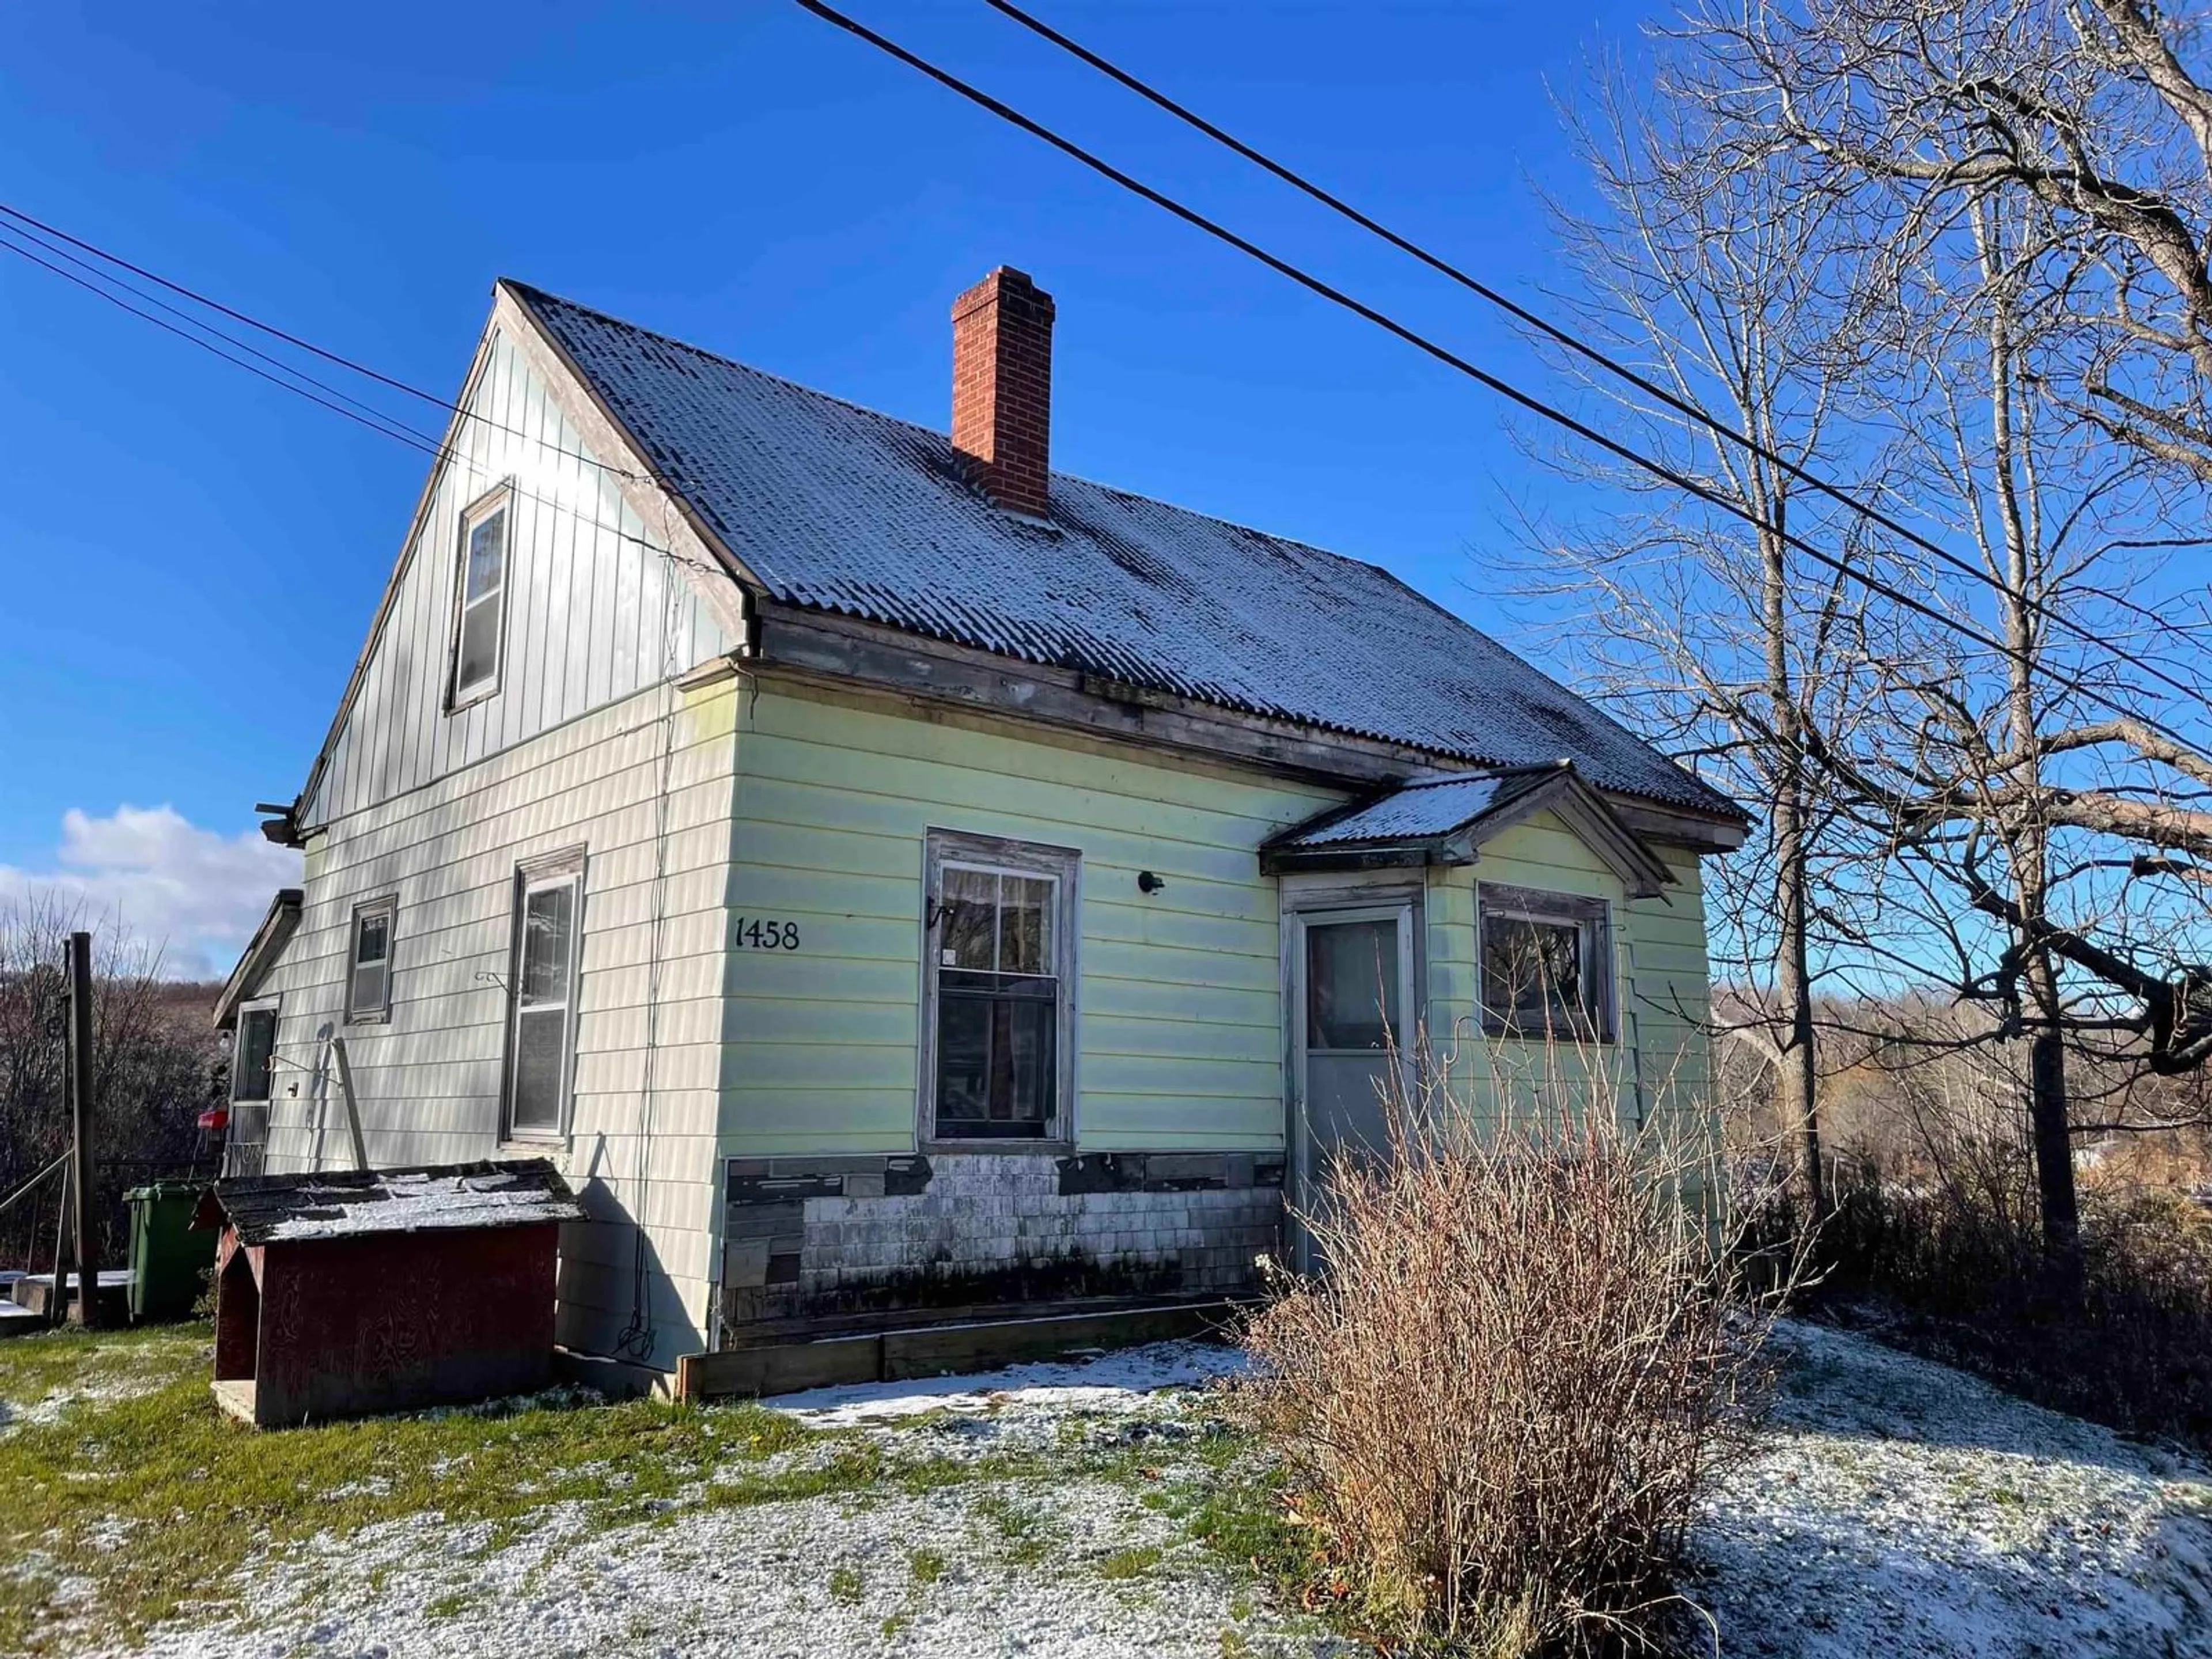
[346,896,396,1022]
[504,850,585,1139]
[449,484,511,708]
[923,832,1078,1145]
[1478,882,1614,1040]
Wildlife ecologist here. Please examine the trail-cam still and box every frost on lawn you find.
[1689,1320,2212,1658]
[36,1325,2212,1659]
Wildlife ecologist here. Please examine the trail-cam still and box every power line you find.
[0,200,646,484]
[984,0,2212,721]
[3,218,438,443]
[0,228,448,459]
[794,0,2206,755]
[984,0,2212,723]
[0,228,715,574]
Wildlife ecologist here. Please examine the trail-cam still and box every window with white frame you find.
[346,896,396,1022]
[504,850,584,1139]
[448,484,511,707]
[923,831,1078,1143]
[1479,882,1613,1040]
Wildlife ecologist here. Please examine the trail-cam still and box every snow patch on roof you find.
[207,1160,584,1245]
[1275,768,1546,847]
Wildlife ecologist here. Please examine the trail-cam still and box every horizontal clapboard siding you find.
[721,684,1345,1156]
[1423,811,1713,1131]
[252,676,741,1366]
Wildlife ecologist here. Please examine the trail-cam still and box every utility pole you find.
[67,930,103,1328]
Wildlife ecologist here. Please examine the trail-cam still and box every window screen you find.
[1305,917,1402,1051]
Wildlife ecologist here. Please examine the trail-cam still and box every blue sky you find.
[0,1,1654,974]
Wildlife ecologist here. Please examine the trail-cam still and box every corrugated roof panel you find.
[1278,770,1536,847]
[516,285,1741,818]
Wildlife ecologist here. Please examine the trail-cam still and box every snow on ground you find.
[120,1323,2212,1658]
[138,1342,1338,1659]
[0,1349,192,1439]
[768,1338,1245,1428]
[1690,1319,2212,1657]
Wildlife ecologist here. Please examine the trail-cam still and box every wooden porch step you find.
[675,1295,1245,1402]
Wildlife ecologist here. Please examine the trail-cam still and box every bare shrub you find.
[1821,1162,2212,1445]
[1234,1040,1792,1656]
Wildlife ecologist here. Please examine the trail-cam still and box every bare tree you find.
[0,896,222,1270]
[1518,58,1903,1214]
[1639,0,2212,1260]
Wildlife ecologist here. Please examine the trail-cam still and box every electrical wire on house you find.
[981,0,2208,715]
[613,494,695,1367]
[791,0,2209,755]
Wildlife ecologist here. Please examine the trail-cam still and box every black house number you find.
[734,916,801,950]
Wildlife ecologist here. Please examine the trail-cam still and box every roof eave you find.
[212,888,304,1031]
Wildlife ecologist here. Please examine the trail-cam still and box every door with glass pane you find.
[505,863,580,1139]
[1290,903,1415,1267]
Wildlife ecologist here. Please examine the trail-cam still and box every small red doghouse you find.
[195,1159,584,1427]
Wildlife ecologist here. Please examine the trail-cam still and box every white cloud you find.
[0,805,304,980]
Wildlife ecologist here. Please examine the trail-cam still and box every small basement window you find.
[449,484,511,707]
[504,850,585,1140]
[924,831,1078,1145]
[1479,883,1613,1041]
[232,1001,279,1103]
[346,896,396,1022]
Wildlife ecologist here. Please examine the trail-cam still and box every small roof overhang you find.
[212,888,304,1031]
[1260,762,1676,897]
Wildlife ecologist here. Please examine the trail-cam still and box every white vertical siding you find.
[301,331,732,828]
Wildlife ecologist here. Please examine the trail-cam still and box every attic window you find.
[449,485,511,708]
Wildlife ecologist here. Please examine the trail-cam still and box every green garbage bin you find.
[124,1181,215,1323]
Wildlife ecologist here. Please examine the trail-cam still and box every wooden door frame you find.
[1279,875,1425,1269]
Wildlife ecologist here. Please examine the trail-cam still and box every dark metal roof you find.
[512,285,1743,820]
[198,1159,584,1245]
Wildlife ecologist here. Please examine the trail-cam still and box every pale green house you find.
[215,266,1744,1379]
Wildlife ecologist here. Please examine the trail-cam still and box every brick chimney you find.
[951,267,1055,518]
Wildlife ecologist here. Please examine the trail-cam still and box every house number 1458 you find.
[734,917,800,950]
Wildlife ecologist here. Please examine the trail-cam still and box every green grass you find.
[828,1563,864,1604]
[0,1326,834,1654]
[1096,1544,1163,1581]
[0,1328,1307,1657]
